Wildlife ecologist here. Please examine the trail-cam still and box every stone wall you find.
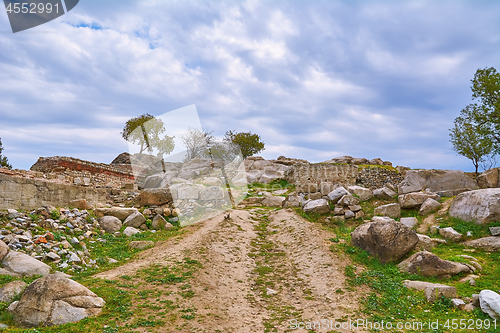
[0,173,109,210]
[285,163,402,193]
[357,166,403,189]
[30,156,135,188]
[285,163,359,186]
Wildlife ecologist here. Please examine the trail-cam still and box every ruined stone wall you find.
[0,173,109,210]
[30,156,135,188]
[285,163,402,192]
[285,163,358,186]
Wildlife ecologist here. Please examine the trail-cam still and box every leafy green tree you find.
[449,116,493,174]
[461,67,500,147]
[121,114,175,155]
[0,138,12,169]
[223,130,265,159]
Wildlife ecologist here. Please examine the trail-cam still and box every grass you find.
[298,193,500,333]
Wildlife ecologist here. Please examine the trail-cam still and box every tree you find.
[449,116,493,174]
[180,128,214,161]
[463,67,500,148]
[450,67,500,172]
[0,138,12,169]
[223,130,265,159]
[121,114,175,155]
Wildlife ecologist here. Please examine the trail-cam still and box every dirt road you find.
[95,208,367,332]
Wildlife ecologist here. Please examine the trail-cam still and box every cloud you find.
[0,0,499,172]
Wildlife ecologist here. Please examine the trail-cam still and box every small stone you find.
[123,227,140,237]
[490,227,500,236]
[344,210,355,219]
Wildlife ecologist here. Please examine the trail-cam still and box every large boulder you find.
[479,290,500,320]
[351,219,418,263]
[0,280,27,303]
[463,236,500,251]
[347,186,373,201]
[419,198,441,216]
[98,216,122,233]
[373,203,401,218]
[327,187,350,204]
[397,169,477,195]
[12,274,105,327]
[373,187,397,200]
[397,251,472,277]
[398,192,440,209]
[259,168,283,184]
[94,207,138,221]
[2,251,50,277]
[138,189,173,206]
[262,196,286,208]
[123,211,146,228]
[477,168,499,189]
[449,189,500,224]
[303,199,330,214]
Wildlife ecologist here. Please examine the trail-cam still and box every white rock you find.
[123,227,141,237]
[439,227,463,242]
[400,217,418,229]
[479,290,500,320]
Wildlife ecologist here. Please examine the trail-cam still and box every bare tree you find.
[180,128,214,161]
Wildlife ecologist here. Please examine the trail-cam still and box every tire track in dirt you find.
[94,208,368,332]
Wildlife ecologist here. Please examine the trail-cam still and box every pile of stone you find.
[1,205,176,272]
[321,155,393,166]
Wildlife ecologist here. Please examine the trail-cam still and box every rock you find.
[349,205,362,212]
[0,280,27,303]
[262,196,286,207]
[13,274,105,327]
[152,215,167,230]
[347,186,373,201]
[451,298,466,309]
[337,194,360,206]
[439,227,463,242]
[371,216,396,223]
[419,198,441,216]
[259,168,283,184]
[306,192,322,200]
[327,187,350,204]
[46,252,61,261]
[450,189,500,224]
[403,280,457,302]
[351,219,418,263]
[477,168,499,188]
[123,211,146,228]
[398,169,477,195]
[464,237,500,251]
[373,187,397,200]
[345,210,355,219]
[400,217,418,229]
[7,209,20,219]
[373,203,401,218]
[200,186,224,200]
[2,251,50,277]
[397,251,472,277]
[94,207,138,221]
[319,182,335,196]
[7,301,18,312]
[138,189,173,206]
[98,216,122,233]
[123,227,140,237]
[479,290,500,320]
[297,183,318,194]
[142,174,164,188]
[128,241,154,250]
[490,227,500,236]
[163,208,172,217]
[283,195,301,208]
[303,199,330,214]
[416,214,437,234]
[171,208,181,217]
[68,199,88,210]
[415,234,446,251]
[177,185,201,200]
[0,240,9,261]
[164,222,174,230]
[398,192,440,209]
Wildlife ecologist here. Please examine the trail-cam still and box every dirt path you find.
[95,208,368,332]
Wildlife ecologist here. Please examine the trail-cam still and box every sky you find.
[0,0,499,172]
